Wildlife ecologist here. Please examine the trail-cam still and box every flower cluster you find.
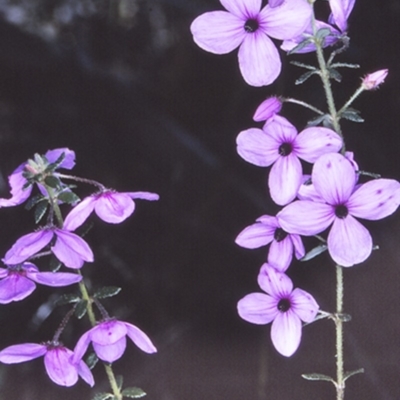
[0,148,158,392]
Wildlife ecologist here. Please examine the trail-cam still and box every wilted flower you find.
[253,96,282,122]
[235,215,304,271]
[0,342,94,387]
[238,263,319,357]
[0,262,82,304]
[236,115,342,205]
[73,319,157,364]
[64,190,159,231]
[362,69,388,90]
[190,0,312,86]
[278,153,400,266]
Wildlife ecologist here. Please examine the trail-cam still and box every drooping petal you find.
[347,179,400,220]
[0,167,33,208]
[327,215,372,267]
[3,230,54,265]
[271,311,302,357]
[238,31,281,86]
[268,153,302,205]
[257,263,293,298]
[328,0,355,32]
[127,192,160,201]
[77,360,95,387]
[267,236,293,272]
[312,153,356,205]
[90,321,127,345]
[277,200,335,236]
[93,337,127,363]
[294,127,342,163]
[235,220,275,249]
[237,293,278,324]
[52,230,94,269]
[44,347,78,387]
[291,234,306,260]
[45,148,76,170]
[63,196,96,231]
[260,0,312,40]
[236,128,280,166]
[190,11,246,54]
[0,343,47,363]
[0,274,36,303]
[72,331,92,363]
[125,322,158,354]
[290,288,319,323]
[253,96,282,122]
[220,0,261,18]
[94,192,135,223]
[27,271,82,287]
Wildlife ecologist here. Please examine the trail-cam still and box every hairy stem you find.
[335,265,345,400]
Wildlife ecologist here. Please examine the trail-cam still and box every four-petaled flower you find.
[236,215,304,271]
[190,0,312,86]
[238,263,319,357]
[73,319,157,364]
[278,153,400,266]
[0,342,94,387]
[236,115,343,205]
[0,262,82,303]
[64,190,159,231]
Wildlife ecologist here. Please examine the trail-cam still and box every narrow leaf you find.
[58,191,80,205]
[44,175,61,189]
[55,293,81,306]
[46,152,66,172]
[94,286,122,299]
[290,61,316,71]
[288,38,313,55]
[307,114,329,127]
[302,373,335,383]
[337,313,352,322]
[116,375,123,390]
[25,194,45,210]
[122,387,146,398]
[75,299,88,319]
[86,352,99,370]
[344,368,364,382]
[49,255,62,272]
[34,201,48,224]
[316,27,332,41]
[92,393,114,400]
[296,70,318,85]
[329,68,342,82]
[330,62,360,69]
[301,244,328,261]
[341,109,364,123]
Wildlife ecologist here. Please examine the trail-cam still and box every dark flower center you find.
[274,228,288,242]
[278,298,291,312]
[244,19,259,33]
[335,204,348,219]
[279,142,292,156]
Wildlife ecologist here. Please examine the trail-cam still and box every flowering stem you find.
[284,97,324,115]
[335,265,345,400]
[56,173,106,191]
[338,86,365,116]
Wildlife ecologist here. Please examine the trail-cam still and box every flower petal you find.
[91,321,127,345]
[94,192,134,223]
[271,311,302,357]
[72,330,92,363]
[0,343,46,363]
[347,179,400,220]
[0,275,36,303]
[44,347,78,387]
[237,292,278,324]
[290,288,319,323]
[235,220,275,249]
[257,263,293,297]
[328,0,355,32]
[93,337,127,363]
[127,191,160,201]
[63,196,96,231]
[45,148,76,170]
[327,215,372,267]
[125,322,158,354]
[27,271,82,287]
[77,360,95,387]
[253,96,282,122]
[268,237,293,272]
[0,167,33,208]
[220,0,261,18]
[238,31,281,86]
[190,11,245,54]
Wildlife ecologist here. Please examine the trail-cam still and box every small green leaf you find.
[296,70,318,85]
[44,175,61,189]
[75,299,88,319]
[307,114,329,127]
[316,27,332,41]
[55,293,81,306]
[301,373,335,383]
[341,108,364,123]
[49,255,62,272]
[330,62,360,69]
[290,61,316,71]
[46,152,66,172]
[337,313,352,322]
[34,200,48,224]
[329,68,342,82]
[25,194,45,210]
[86,352,99,370]
[122,387,146,398]
[92,393,114,400]
[301,244,328,262]
[116,375,123,390]
[287,38,313,55]
[58,191,80,205]
[94,286,122,299]
[344,368,364,382]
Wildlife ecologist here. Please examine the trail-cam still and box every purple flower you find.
[236,115,343,205]
[253,96,282,122]
[73,319,157,364]
[0,342,94,387]
[0,262,82,304]
[190,0,312,86]
[63,190,159,231]
[238,263,319,357]
[0,148,75,208]
[3,228,94,269]
[278,153,400,266]
[328,0,356,33]
[236,215,304,271]
[362,69,388,90]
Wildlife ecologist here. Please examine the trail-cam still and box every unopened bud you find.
[362,69,388,90]
[253,96,282,122]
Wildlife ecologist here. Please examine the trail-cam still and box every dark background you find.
[0,0,398,399]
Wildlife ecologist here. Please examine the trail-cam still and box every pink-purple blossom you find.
[328,0,356,33]
[190,0,312,86]
[3,228,94,269]
[253,96,282,122]
[73,319,157,364]
[278,153,400,266]
[0,342,94,387]
[362,69,388,90]
[235,215,304,271]
[236,115,343,205]
[237,263,319,357]
[0,262,82,303]
[63,190,159,231]
[0,148,75,208]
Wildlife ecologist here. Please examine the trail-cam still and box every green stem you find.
[284,97,324,115]
[338,86,365,116]
[335,265,344,400]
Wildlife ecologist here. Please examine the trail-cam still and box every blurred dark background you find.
[0,0,399,399]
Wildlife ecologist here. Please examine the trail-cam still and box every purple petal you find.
[268,237,293,272]
[312,153,356,205]
[328,0,355,32]
[27,271,82,287]
[220,0,261,18]
[44,347,78,387]
[91,320,127,345]
[0,343,46,363]
[238,32,281,86]
[190,11,245,54]
[257,264,293,298]
[0,275,36,303]
[347,179,400,221]
[294,127,342,163]
[264,115,298,143]
[52,230,94,269]
[235,220,275,249]
[297,177,324,202]
[260,0,312,40]
[72,330,92,363]
[271,310,302,357]
[127,191,160,201]
[3,230,54,265]
[63,196,96,231]
[94,192,135,223]
[277,200,335,236]
[269,153,302,205]
[0,168,32,208]
[0,268,8,278]
[237,292,278,324]
[45,148,76,170]
[93,337,127,363]
[327,215,372,267]
[291,234,305,260]
[290,288,319,323]
[77,360,95,387]
[253,96,282,122]
[236,127,280,167]
[125,322,158,354]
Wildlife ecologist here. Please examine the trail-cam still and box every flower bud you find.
[362,69,388,90]
[253,96,282,122]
